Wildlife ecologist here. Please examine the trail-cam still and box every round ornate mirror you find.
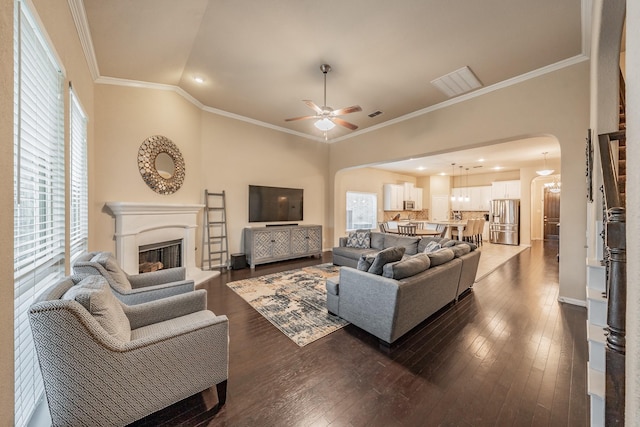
[137,135,185,194]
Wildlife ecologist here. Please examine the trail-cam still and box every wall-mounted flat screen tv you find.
[248,185,304,222]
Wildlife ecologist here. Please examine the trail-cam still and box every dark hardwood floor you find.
[130,240,588,427]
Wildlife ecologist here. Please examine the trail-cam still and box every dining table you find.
[387,228,442,237]
[424,220,467,239]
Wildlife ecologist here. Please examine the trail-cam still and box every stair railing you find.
[598,130,626,426]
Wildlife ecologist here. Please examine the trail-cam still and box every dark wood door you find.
[543,188,560,240]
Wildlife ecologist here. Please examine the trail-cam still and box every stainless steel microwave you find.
[403,200,415,210]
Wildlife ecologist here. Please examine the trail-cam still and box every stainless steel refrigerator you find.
[489,199,520,245]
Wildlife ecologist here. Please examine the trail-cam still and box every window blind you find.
[14,2,65,426]
[69,89,88,262]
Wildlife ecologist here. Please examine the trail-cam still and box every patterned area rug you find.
[226,263,348,346]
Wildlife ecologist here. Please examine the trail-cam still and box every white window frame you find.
[14,1,65,425]
[346,191,377,232]
[69,88,88,263]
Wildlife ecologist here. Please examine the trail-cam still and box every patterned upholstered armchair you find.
[73,251,194,304]
[29,275,228,427]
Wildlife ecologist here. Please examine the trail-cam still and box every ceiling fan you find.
[285,64,361,131]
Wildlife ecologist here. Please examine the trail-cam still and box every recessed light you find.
[478,158,485,162]
[439,172,446,176]
[194,76,205,84]
[417,166,425,171]
[493,166,502,170]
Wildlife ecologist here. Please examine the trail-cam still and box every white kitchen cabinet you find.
[383,184,404,210]
[452,186,492,211]
[414,187,423,210]
[470,186,492,210]
[491,180,520,199]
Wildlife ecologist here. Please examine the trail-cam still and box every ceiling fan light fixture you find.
[314,118,335,131]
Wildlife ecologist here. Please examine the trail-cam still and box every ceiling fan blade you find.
[332,105,362,116]
[285,115,318,122]
[332,117,359,131]
[303,100,324,115]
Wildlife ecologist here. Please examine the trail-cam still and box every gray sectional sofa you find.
[328,232,480,344]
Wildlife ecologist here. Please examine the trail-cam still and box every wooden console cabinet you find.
[244,225,322,268]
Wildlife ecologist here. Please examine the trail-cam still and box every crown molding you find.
[68,0,100,80]
[96,54,588,145]
[80,2,592,145]
[95,77,325,143]
[329,54,589,144]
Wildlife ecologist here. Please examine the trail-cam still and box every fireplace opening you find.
[138,239,182,273]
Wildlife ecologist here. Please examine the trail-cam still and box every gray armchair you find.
[73,251,194,304]
[29,275,228,427]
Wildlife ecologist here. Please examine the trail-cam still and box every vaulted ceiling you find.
[80,0,586,173]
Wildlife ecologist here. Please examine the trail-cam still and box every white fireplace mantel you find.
[105,202,219,285]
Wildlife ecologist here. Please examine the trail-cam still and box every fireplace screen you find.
[138,239,182,273]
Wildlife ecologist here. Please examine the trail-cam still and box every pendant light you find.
[536,152,554,176]
[457,166,464,201]
[450,163,456,201]
[464,168,470,202]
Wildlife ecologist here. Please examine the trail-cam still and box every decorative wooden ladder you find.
[201,190,230,270]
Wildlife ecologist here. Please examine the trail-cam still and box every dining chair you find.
[452,219,476,242]
[397,225,417,236]
[475,218,485,245]
[379,223,387,233]
[438,225,448,238]
[408,222,424,229]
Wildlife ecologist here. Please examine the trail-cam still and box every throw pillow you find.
[91,252,132,291]
[423,240,442,253]
[346,229,371,249]
[357,253,376,271]
[427,248,455,267]
[63,275,131,342]
[382,253,431,280]
[368,246,406,275]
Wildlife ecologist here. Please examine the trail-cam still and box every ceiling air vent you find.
[368,110,383,118]
[431,66,483,98]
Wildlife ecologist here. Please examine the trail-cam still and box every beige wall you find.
[334,168,417,236]
[199,110,329,253]
[458,170,520,187]
[92,84,328,256]
[329,62,590,302]
[1,1,14,422]
[92,84,204,253]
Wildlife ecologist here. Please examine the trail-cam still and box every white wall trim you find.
[67,0,99,80]
[558,296,588,307]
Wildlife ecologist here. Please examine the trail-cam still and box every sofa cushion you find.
[368,246,406,275]
[383,234,420,255]
[91,252,131,291]
[333,246,377,261]
[450,243,472,258]
[63,275,131,341]
[370,232,385,250]
[422,240,442,253]
[346,229,371,249]
[427,248,455,266]
[382,253,431,280]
